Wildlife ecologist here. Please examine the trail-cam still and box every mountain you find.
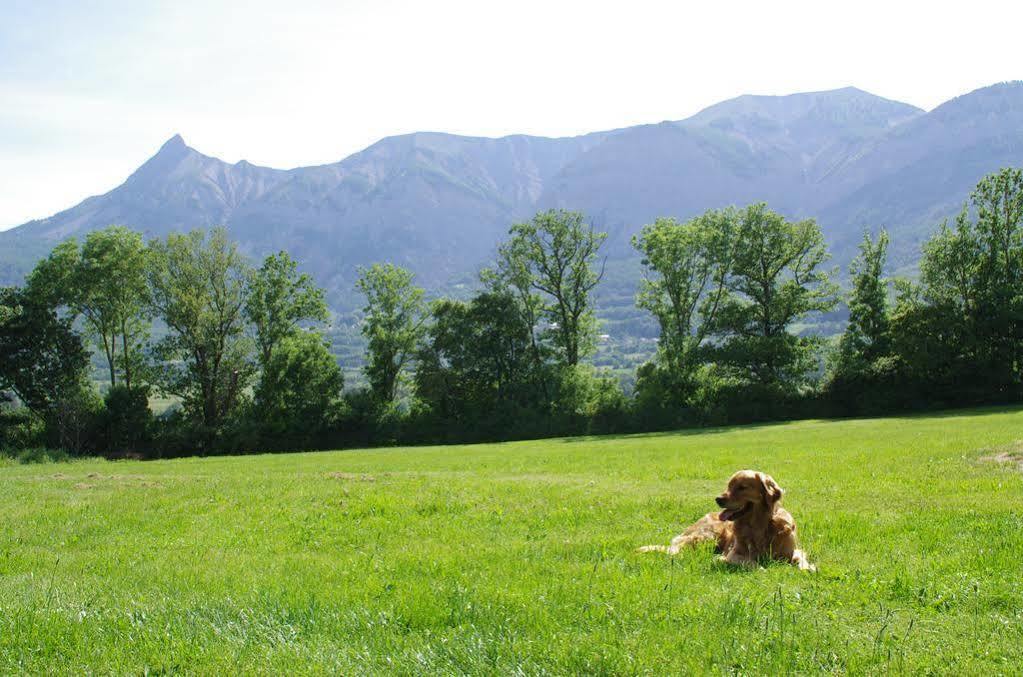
[14,134,288,241]
[225,131,608,290]
[818,82,1023,267]
[538,87,924,252]
[3,82,1023,313]
[3,130,608,296]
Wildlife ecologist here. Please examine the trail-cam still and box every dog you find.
[638,470,815,571]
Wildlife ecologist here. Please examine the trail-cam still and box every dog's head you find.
[715,470,783,521]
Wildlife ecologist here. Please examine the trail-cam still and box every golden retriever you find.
[638,470,815,571]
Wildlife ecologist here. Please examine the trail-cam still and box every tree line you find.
[2,167,1022,458]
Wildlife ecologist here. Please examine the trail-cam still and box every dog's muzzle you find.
[718,501,751,522]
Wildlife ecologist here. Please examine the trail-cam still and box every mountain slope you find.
[540,87,925,249]
[2,83,1022,311]
[14,135,289,241]
[816,82,1023,266]
[227,131,608,288]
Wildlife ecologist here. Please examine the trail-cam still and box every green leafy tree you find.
[485,252,552,407]
[0,286,90,420]
[355,263,427,404]
[415,291,540,423]
[147,228,254,435]
[838,229,891,367]
[499,210,607,367]
[254,332,344,439]
[26,226,151,391]
[245,251,328,367]
[895,167,1023,397]
[708,204,839,390]
[97,385,153,455]
[825,230,900,412]
[633,210,734,385]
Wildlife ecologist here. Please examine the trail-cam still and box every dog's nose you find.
[715,496,725,507]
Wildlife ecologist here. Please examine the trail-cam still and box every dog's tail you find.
[636,544,671,554]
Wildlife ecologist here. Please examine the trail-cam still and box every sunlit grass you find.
[1,407,1021,673]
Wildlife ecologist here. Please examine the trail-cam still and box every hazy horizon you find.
[2,0,1021,230]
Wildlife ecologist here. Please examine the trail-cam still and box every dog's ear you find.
[758,473,783,505]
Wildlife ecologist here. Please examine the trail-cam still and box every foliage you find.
[632,210,734,409]
[499,210,607,367]
[26,227,151,390]
[246,251,328,367]
[0,400,44,451]
[46,383,104,455]
[416,291,544,433]
[825,230,899,412]
[7,171,1023,457]
[3,446,70,464]
[707,204,839,392]
[0,286,90,420]
[356,263,427,405]
[914,168,1023,397]
[841,229,891,365]
[549,363,628,430]
[253,331,344,444]
[634,211,734,372]
[96,385,153,456]
[147,228,254,439]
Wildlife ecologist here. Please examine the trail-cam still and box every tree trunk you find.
[121,319,132,392]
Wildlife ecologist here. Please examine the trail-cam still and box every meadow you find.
[1,407,1021,674]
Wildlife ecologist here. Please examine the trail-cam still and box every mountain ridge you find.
[3,83,1023,315]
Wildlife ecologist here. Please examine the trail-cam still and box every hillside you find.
[819,82,1023,267]
[3,82,1022,325]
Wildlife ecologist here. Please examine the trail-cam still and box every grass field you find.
[1,408,1022,674]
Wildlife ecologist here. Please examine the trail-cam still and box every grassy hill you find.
[2,407,1022,672]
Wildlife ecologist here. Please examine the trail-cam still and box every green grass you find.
[2,408,1022,673]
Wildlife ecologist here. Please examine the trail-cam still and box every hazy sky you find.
[1,0,1020,230]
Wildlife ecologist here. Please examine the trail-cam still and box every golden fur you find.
[638,470,815,571]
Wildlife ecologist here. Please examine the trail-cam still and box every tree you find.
[895,167,1023,397]
[0,286,90,419]
[838,229,891,367]
[97,385,153,456]
[708,204,839,391]
[245,251,327,367]
[485,251,552,408]
[355,263,427,404]
[825,230,901,413]
[633,211,734,383]
[415,291,540,424]
[26,227,151,391]
[147,228,254,435]
[499,210,607,367]
[254,332,344,440]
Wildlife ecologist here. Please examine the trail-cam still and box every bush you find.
[7,447,71,464]
[252,332,345,449]
[0,404,45,451]
[632,362,699,430]
[45,384,103,456]
[96,385,154,457]
[551,364,630,434]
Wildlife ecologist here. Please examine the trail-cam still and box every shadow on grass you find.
[558,403,1023,444]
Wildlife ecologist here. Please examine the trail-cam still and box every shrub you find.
[10,447,71,464]
[97,385,154,457]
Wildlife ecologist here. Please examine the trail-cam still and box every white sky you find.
[1,0,1020,230]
